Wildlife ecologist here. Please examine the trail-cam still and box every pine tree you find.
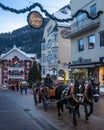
[28,61,41,87]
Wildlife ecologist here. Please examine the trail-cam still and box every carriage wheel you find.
[43,98,48,111]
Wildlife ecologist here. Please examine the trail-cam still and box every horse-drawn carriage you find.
[55,80,100,126]
[33,79,100,126]
[33,85,58,111]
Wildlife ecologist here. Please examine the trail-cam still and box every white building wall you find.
[58,27,71,80]
[71,0,101,14]
[42,19,71,81]
[70,0,104,62]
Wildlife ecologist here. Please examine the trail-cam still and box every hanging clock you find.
[27,11,44,29]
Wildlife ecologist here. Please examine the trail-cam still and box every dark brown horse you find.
[80,80,100,122]
[55,81,85,126]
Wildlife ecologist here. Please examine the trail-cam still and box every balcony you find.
[68,17,100,38]
[8,75,24,79]
[8,66,24,71]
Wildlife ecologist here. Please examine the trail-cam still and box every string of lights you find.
[0,2,103,22]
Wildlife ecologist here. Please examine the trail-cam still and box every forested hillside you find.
[0,18,49,58]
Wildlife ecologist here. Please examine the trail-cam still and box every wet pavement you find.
[0,88,104,130]
[0,89,58,130]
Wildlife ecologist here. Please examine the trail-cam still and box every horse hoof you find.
[58,116,62,120]
[85,120,89,124]
[77,114,80,118]
[73,124,77,128]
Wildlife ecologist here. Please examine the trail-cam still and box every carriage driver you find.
[44,74,53,89]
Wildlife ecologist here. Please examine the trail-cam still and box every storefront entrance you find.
[71,67,98,81]
[99,67,104,86]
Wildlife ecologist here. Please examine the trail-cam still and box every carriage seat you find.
[49,88,55,97]
[44,86,56,97]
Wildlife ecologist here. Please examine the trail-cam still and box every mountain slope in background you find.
[0,18,49,58]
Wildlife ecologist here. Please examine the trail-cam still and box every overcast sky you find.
[0,0,70,33]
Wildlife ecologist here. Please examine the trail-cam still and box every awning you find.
[70,64,96,69]
[69,61,104,69]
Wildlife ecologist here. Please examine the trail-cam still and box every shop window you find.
[88,34,95,49]
[78,38,84,51]
[100,31,104,47]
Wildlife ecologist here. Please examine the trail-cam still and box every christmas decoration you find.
[0,2,103,27]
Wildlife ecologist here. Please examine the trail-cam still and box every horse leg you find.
[72,107,77,126]
[87,102,93,117]
[57,101,63,119]
[69,107,72,114]
[60,103,64,113]
[84,103,89,122]
[76,104,80,117]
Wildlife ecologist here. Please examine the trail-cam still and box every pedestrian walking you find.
[16,83,19,91]
[20,84,23,94]
[24,86,28,94]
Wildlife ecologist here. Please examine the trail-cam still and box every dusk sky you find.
[0,0,70,33]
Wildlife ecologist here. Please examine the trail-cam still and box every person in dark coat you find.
[44,74,53,89]
[16,83,19,91]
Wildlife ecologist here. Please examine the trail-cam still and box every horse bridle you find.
[71,85,85,103]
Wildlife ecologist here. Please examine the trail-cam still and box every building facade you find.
[41,5,71,82]
[0,45,36,86]
[68,0,104,86]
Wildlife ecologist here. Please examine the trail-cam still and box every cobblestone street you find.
[35,97,104,130]
[0,88,104,130]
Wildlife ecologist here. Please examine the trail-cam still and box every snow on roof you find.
[0,54,5,58]
[27,54,36,58]
[0,45,35,61]
[53,5,71,27]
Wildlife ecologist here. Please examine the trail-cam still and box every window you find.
[43,68,45,75]
[47,39,52,48]
[47,53,52,62]
[4,71,7,76]
[43,44,45,50]
[88,34,95,49]
[47,25,52,36]
[78,38,84,51]
[77,13,87,26]
[26,71,29,76]
[60,8,68,14]
[13,70,20,75]
[26,62,30,68]
[100,31,104,47]
[90,4,96,17]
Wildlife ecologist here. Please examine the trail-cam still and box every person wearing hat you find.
[44,74,53,89]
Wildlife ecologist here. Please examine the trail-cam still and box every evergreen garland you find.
[0,2,103,22]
